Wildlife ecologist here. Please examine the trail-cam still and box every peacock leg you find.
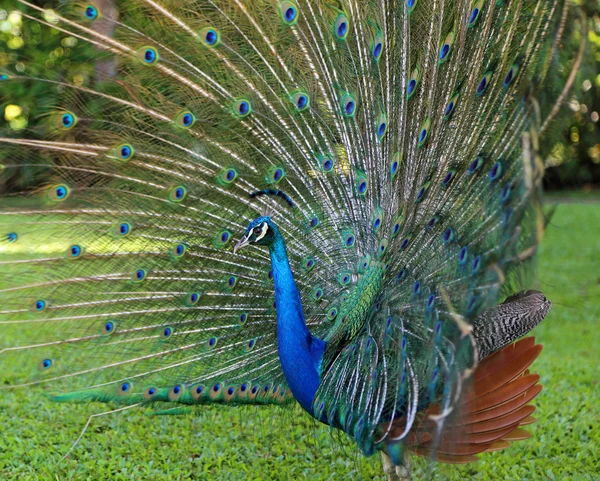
[394,450,412,481]
[380,452,400,481]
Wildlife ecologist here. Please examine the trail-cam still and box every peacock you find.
[0,0,571,478]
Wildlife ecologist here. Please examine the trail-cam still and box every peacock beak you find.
[234,235,250,253]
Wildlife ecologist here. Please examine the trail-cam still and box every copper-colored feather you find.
[392,337,543,464]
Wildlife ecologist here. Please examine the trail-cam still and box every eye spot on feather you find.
[206,337,218,349]
[168,185,187,203]
[39,358,53,370]
[417,118,430,147]
[390,153,401,179]
[161,326,173,339]
[280,2,299,25]
[301,256,316,271]
[175,111,196,129]
[134,268,147,282]
[169,384,183,401]
[49,184,70,202]
[138,47,159,64]
[377,239,388,257]
[84,5,98,20]
[116,143,134,160]
[0,74,9,81]
[334,14,349,40]
[442,170,455,186]
[442,227,455,244]
[459,246,468,265]
[476,72,492,96]
[246,338,257,351]
[68,244,83,258]
[489,161,503,181]
[472,255,481,273]
[377,116,388,140]
[468,5,481,27]
[503,65,519,88]
[372,210,383,231]
[372,34,383,61]
[103,321,116,334]
[468,156,484,174]
[501,183,512,202]
[60,113,76,129]
[219,168,238,185]
[307,216,320,229]
[318,155,334,172]
[171,243,187,259]
[225,276,238,290]
[192,384,206,401]
[238,312,248,325]
[391,215,404,238]
[338,272,351,285]
[413,281,422,295]
[116,222,132,237]
[311,287,324,301]
[400,237,410,250]
[358,255,370,272]
[232,99,252,118]
[144,387,157,400]
[407,0,418,12]
[427,215,440,230]
[33,299,47,312]
[343,231,356,247]
[427,294,436,310]
[266,166,285,184]
[199,26,220,48]
[6,232,18,243]
[186,292,200,306]
[407,79,416,96]
[214,230,231,248]
[327,307,338,320]
[340,93,356,117]
[291,91,310,112]
[118,382,132,395]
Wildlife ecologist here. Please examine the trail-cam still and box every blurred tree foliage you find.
[0,0,599,193]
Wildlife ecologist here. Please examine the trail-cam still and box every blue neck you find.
[268,229,326,415]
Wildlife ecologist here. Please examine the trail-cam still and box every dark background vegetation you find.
[1,0,599,193]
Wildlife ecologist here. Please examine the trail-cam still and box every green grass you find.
[1,202,599,481]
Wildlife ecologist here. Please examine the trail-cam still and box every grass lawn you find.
[0,202,598,481]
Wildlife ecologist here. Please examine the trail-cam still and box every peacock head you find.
[234,216,277,252]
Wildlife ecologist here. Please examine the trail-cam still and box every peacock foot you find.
[380,451,412,481]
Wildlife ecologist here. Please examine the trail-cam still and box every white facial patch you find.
[255,222,268,241]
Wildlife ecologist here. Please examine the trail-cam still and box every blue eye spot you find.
[205,29,217,45]
[407,79,416,94]
[163,327,172,338]
[273,169,282,181]
[391,161,399,175]
[285,7,296,22]
[378,122,387,137]
[239,101,249,115]
[182,113,193,126]
[213,383,220,392]
[208,337,216,347]
[120,382,131,392]
[358,180,367,194]
[501,183,512,202]
[490,161,503,181]
[407,0,416,8]
[442,171,454,185]
[6,232,18,243]
[469,7,479,25]
[196,386,204,394]
[373,42,382,59]
[427,294,435,309]
[444,101,454,117]
[144,48,157,63]
[309,217,319,228]
[175,244,185,256]
[393,223,400,234]
[135,269,146,281]
[0,74,8,81]
[345,235,355,247]
[443,227,454,243]
[41,359,52,369]
[468,156,484,173]
[472,255,481,273]
[61,114,74,128]
[337,21,348,37]
[35,300,46,311]
[175,187,184,199]
[477,76,488,95]
[189,292,199,304]
[400,238,410,250]
[306,259,314,268]
[297,95,307,109]
[120,145,132,159]
[345,101,355,115]
[221,232,229,243]
[173,385,181,394]
[323,158,333,171]
[374,218,381,229]
[228,276,236,287]
[119,223,130,235]
[104,321,114,333]
[248,339,255,349]
[70,245,82,257]
[413,281,421,295]
[55,186,67,199]
[240,383,247,392]
[439,43,450,60]
[85,6,98,20]
[147,388,156,396]
[419,128,427,143]
[239,313,247,324]
[503,66,518,88]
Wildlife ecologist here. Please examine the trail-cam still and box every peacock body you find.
[0,0,563,477]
